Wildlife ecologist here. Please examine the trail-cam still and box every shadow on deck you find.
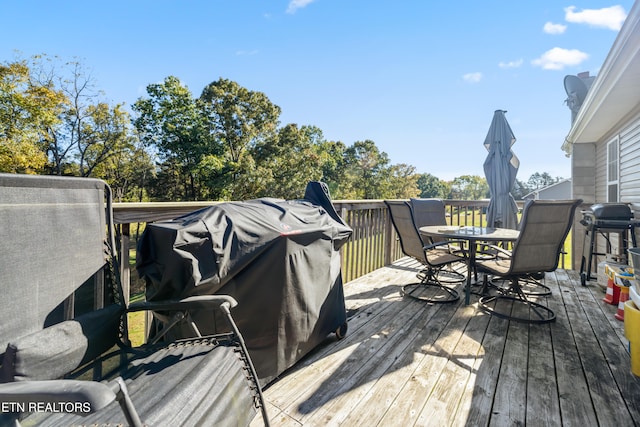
[253,257,640,427]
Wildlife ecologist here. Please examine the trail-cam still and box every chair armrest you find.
[423,241,455,251]
[0,380,116,413]
[480,244,512,258]
[126,296,241,345]
[127,295,238,313]
[424,241,468,257]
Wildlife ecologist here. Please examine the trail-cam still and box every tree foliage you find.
[133,76,222,200]
[251,124,325,199]
[0,54,567,205]
[200,78,281,163]
[1,55,147,185]
[417,173,449,199]
[388,164,420,199]
[527,172,560,191]
[450,175,490,200]
[199,78,281,200]
[342,140,391,199]
[0,58,66,173]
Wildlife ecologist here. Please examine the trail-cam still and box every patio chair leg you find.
[401,269,460,304]
[478,278,555,324]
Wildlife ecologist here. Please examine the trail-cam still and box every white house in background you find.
[523,178,572,200]
[562,0,640,267]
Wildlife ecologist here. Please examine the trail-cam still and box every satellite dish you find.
[564,75,589,124]
[564,71,596,124]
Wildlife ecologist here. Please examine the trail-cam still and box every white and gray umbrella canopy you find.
[483,110,520,229]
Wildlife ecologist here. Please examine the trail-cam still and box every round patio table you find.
[419,225,520,305]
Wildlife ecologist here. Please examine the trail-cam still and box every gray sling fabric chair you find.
[476,199,582,324]
[410,198,451,244]
[409,198,466,284]
[385,200,465,303]
[0,173,269,427]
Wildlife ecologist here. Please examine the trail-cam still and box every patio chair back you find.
[410,198,448,243]
[385,200,427,263]
[0,173,123,376]
[509,199,582,275]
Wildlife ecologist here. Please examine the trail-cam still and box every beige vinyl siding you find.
[620,118,640,202]
[595,139,607,202]
[594,114,640,203]
[589,114,640,260]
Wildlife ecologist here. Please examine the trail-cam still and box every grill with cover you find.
[136,182,353,386]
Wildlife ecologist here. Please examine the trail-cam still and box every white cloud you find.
[287,0,315,14]
[531,47,589,70]
[463,72,482,83]
[564,5,627,31]
[498,59,523,69]
[543,22,567,34]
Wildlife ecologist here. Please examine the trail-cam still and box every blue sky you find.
[1,1,634,181]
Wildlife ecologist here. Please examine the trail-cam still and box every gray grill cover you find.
[136,182,352,385]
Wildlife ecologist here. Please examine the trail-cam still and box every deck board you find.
[252,258,640,427]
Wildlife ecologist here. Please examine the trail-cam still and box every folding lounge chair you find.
[475,199,582,324]
[385,200,465,303]
[0,173,269,426]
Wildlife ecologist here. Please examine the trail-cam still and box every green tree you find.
[388,163,420,199]
[133,76,222,200]
[0,58,66,173]
[200,78,281,199]
[316,139,347,198]
[450,175,489,200]
[17,56,134,179]
[96,139,155,202]
[342,140,393,199]
[251,123,325,199]
[74,102,132,177]
[527,172,559,190]
[417,173,449,199]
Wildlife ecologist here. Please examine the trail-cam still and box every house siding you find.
[584,114,640,264]
[595,141,607,202]
[620,118,640,202]
[592,114,640,203]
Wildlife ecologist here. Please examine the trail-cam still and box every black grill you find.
[580,203,634,229]
[579,203,639,285]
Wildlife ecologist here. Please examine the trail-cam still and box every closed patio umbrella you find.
[483,110,520,229]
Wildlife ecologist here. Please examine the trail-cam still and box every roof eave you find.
[563,1,640,153]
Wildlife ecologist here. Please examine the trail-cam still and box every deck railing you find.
[113,199,572,298]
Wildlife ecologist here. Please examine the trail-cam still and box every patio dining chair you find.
[385,200,465,303]
[410,197,496,282]
[409,198,451,244]
[475,199,582,324]
[0,173,269,427]
[409,197,471,277]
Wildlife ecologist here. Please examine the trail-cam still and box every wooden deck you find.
[251,257,640,427]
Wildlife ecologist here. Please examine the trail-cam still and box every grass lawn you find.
[127,293,146,347]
